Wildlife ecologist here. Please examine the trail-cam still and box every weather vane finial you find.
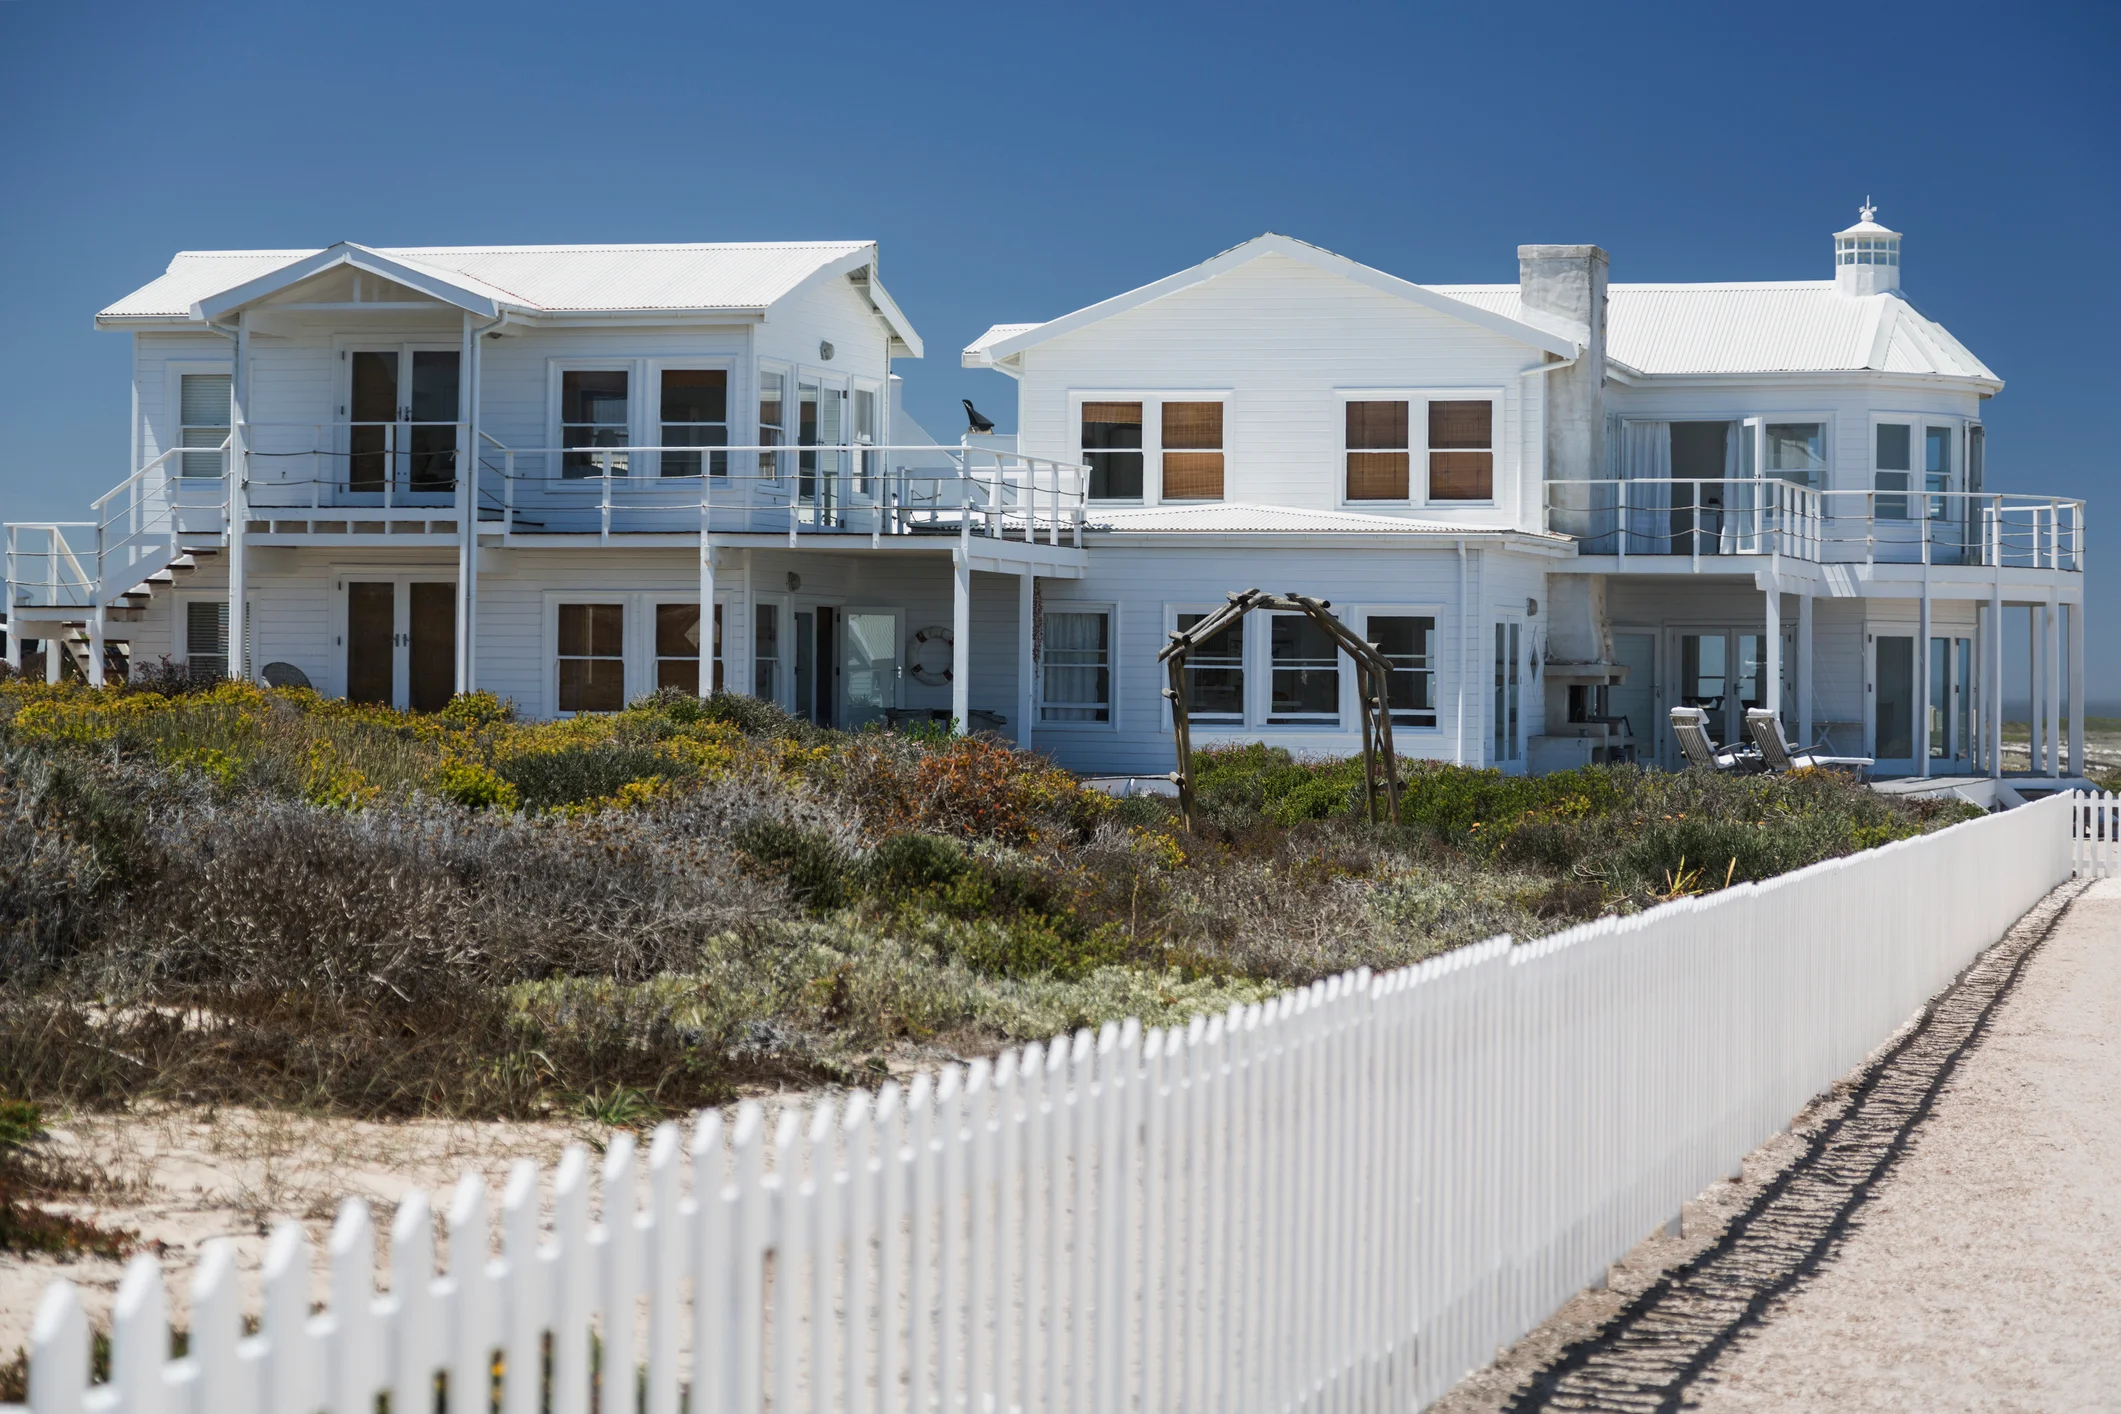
[1860,197,1877,224]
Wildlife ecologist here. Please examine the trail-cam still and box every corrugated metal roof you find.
[963,322,1041,363]
[1429,281,1997,381]
[99,241,875,319]
[1085,503,1544,535]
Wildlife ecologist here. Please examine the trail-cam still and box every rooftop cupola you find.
[1834,201,1901,296]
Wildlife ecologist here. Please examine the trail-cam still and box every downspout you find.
[1456,538,1468,764]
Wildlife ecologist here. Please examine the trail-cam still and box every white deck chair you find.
[1744,708,1874,777]
[1669,705,1755,772]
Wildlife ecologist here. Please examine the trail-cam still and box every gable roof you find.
[1431,280,1996,384]
[98,240,923,354]
[963,234,1581,370]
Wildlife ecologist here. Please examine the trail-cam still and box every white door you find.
[841,611,901,728]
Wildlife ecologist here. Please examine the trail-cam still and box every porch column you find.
[951,549,971,732]
[1017,570,1035,748]
[1763,581,1782,720]
[455,311,478,696]
[1916,584,1932,778]
[737,550,754,697]
[87,610,105,688]
[2069,599,2086,777]
[46,632,61,683]
[1796,592,1814,749]
[699,542,720,698]
[1989,585,2003,779]
[2045,590,2062,778]
[227,311,249,682]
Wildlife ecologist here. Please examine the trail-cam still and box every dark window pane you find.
[1429,400,1492,450]
[1428,451,1493,500]
[1346,400,1408,451]
[1876,423,1912,471]
[563,371,629,424]
[661,369,727,423]
[1269,613,1339,722]
[657,659,700,694]
[1161,401,1222,449]
[656,603,701,659]
[1347,452,1410,500]
[588,603,624,658]
[1177,611,1243,720]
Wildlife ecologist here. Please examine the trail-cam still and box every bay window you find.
[1765,423,1825,488]
[1876,423,1912,519]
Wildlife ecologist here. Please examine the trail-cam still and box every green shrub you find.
[733,820,855,912]
[436,691,516,728]
[945,917,1127,981]
[868,831,971,893]
[498,744,683,812]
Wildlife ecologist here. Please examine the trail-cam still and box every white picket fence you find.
[16,793,2095,1414]
[2072,789,2119,878]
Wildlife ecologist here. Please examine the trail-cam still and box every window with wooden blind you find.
[1427,401,1494,500]
[655,602,721,694]
[1160,401,1224,500]
[1345,401,1410,500]
[1081,402,1144,499]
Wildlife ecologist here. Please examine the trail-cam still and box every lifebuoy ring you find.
[909,625,954,685]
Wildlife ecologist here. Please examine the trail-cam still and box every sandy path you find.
[1683,874,2121,1411]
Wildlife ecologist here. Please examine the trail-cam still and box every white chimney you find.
[1834,202,1901,296]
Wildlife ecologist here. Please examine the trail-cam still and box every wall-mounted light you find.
[786,572,802,592]
[819,341,835,361]
[1526,597,1539,617]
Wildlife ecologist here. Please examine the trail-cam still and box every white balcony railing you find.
[3,522,98,613]
[1545,478,2085,571]
[472,440,1090,547]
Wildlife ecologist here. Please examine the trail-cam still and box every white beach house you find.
[3,210,2088,786]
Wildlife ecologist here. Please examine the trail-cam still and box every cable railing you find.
[3,522,98,613]
[1545,479,2085,570]
[473,440,1090,546]
[240,420,468,512]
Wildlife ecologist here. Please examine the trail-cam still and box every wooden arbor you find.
[1157,588,1402,828]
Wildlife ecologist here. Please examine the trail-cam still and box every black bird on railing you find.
[962,400,996,434]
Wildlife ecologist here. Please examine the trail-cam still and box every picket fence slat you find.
[11,793,2088,1414]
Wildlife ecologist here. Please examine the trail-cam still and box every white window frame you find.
[1355,605,1446,732]
[757,359,792,481]
[1335,388,1506,510]
[850,375,885,495]
[166,361,233,479]
[648,357,736,480]
[1037,601,1118,729]
[1071,390,1234,507]
[548,359,639,482]
[1263,606,1345,729]
[176,591,233,678]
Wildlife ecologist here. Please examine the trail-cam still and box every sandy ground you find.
[1682,875,2121,1412]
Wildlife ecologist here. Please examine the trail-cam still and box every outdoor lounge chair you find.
[1744,708,1873,777]
[1669,705,1759,772]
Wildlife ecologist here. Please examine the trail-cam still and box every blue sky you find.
[2,0,2114,703]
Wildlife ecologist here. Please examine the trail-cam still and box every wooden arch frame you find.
[1157,588,1402,828]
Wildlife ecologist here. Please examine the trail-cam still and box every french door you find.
[841,610,902,729]
[345,346,461,498]
[1669,629,1766,751]
[345,579,455,712]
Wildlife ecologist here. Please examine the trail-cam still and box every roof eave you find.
[984,234,1579,362]
[192,244,505,322]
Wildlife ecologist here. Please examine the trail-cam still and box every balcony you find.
[1545,479,2084,571]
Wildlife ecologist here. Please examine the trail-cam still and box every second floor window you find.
[1161,402,1224,500]
[1765,423,1825,489]
[562,371,629,478]
[1925,426,1952,519]
[661,370,727,477]
[181,373,231,478]
[759,371,785,478]
[1876,423,1912,520]
[1082,402,1144,499]
[1346,401,1410,500]
[1428,400,1494,501]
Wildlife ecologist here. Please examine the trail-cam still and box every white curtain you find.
[1621,421,1671,554]
[1720,420,1754,553]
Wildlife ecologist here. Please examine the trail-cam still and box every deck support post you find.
[699,542,720,698]
[951,548,970,733]
[1916,581,1932,779]
[46,633,61,684]
[1797,592,1814,750]
[2045,590,2062,778]
[227,311,249,683]
[1763,579,1782,721]
[1017,570,1034,749]
[1988,585,2003,780]
[87,610,105,688]
[2069,599,2085,778]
